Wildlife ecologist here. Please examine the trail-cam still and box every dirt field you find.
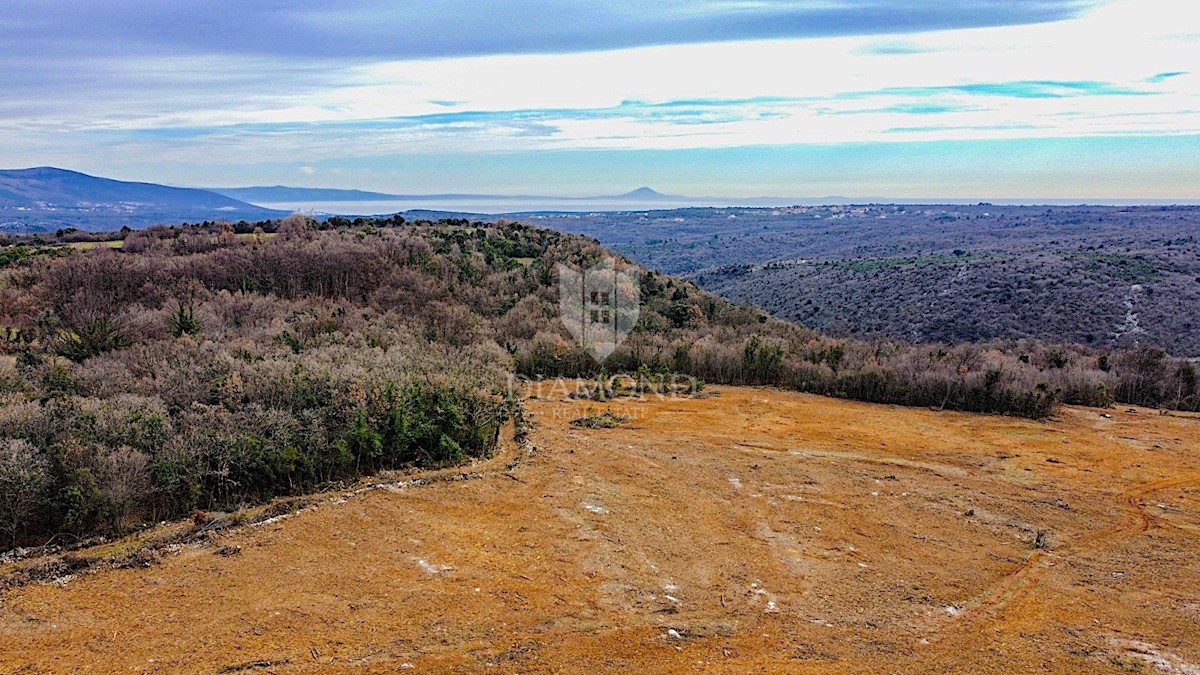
[3,386,1199,673]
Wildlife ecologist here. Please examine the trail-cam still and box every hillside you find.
[0,168,282,232]
[4,386,1199,671]
[520,204,1200,356]
[0,215,1196,554]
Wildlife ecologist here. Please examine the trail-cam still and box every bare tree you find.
[0,439,50,549]
[92,446,152,533]
[278,212,314,240]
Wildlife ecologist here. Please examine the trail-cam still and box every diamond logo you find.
[558,258,640,364]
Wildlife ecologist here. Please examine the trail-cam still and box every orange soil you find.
[2,386,1200,673]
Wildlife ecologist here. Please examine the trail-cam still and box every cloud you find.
[834,102,977,115]
[1147,71,1188,83]
[2,0,1198,199]
[884,123,1039,134]
[0,1,1100,62]
[63,77,1191,168]
[866,80,1154,99]
[857,40,934,55]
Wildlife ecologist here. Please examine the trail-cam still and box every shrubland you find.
[0,216,1195,551]
[531,204,1200,356]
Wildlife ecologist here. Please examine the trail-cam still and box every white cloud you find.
[41,0,1186,151]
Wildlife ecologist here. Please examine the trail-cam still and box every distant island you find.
[208,185,685,203]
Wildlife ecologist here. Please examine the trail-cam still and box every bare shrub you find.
[0,439,50,548]
[90,445,152,532]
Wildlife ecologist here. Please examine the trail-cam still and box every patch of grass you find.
[64,240,124,251]
[837,254,978,273]
[236,232,278,242]
[1073,251,1162,283]
[0,245,65,265]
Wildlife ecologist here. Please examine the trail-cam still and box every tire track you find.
[956,475,1200,627]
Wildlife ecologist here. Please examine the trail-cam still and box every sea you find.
[256,198,765,216]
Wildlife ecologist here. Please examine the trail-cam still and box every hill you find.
[0,167,283,232]
[0,215,1196,555]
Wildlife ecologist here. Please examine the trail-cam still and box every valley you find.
[527,205,1200,356]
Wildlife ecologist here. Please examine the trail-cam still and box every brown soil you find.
[3,386,1200,673]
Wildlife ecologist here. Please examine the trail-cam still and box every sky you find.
[1,0,1198,199]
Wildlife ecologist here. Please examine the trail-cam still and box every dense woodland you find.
[0,215,1197,552]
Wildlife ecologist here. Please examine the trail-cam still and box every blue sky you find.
[1,0,1198,199]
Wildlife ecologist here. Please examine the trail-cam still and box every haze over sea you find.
[260,198,733,215]
[264,196,1200,216]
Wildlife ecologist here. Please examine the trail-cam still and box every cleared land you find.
[2,386,1199,672]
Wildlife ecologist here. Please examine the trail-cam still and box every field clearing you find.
[62,239,125,250]
[62,232,278,251]
[2,386,1199,672]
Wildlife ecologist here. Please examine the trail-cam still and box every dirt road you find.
[2,386,1199,672]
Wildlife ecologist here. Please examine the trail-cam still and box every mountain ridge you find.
[0,167,284,231]
[0,167,264,210]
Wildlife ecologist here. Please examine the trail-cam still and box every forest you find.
[0,215,1196,552]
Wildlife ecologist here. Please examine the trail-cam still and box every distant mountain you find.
[0,167,283,232]
[613,187,681,200]
[207,184,692,205]
[207,185,873,214]
[0,168,267,211]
